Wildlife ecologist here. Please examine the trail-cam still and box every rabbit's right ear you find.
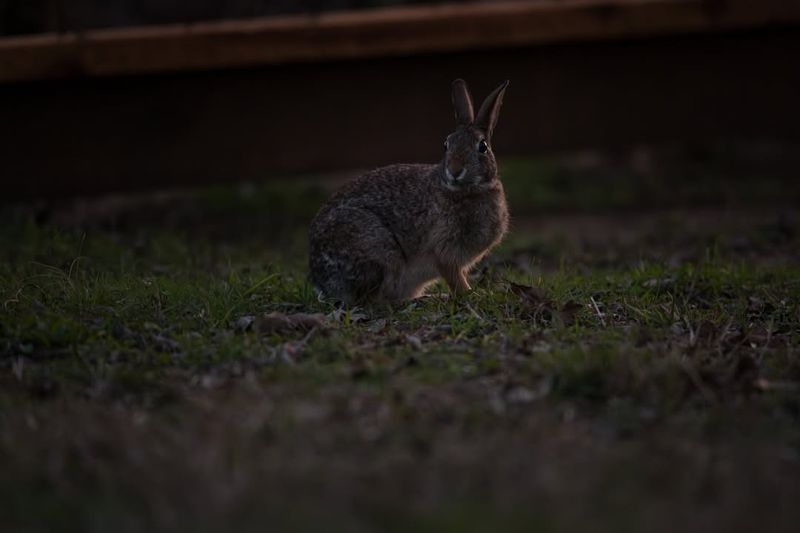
[451,79,475,125]
[475,80,509,140]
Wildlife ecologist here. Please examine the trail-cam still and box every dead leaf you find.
[405,335,423,350]
[508,281,548,305]
[506,379,552,404]
[234,315,255,332]
[152,334,180,353]
[558,300,583,326]
[328,308,369,324]
[365,318,387,334]
[643,277,675,289]
[509,281,580,327]
[277,341,305,365]
[349,312,369,323]
[255,312,329,333]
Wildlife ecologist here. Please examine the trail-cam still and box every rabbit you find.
[309,78,510,304]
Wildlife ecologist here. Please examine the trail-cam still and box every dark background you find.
[1,0,799,201]
[1,0,460,35]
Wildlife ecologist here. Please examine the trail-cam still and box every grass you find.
[1,150,799,532]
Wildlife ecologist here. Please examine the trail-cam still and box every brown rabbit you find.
[309,79,509,304]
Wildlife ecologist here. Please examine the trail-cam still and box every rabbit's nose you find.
[447,166,465,181]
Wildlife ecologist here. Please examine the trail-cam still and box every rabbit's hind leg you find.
[309,208,401,305]
[380,254,439,301]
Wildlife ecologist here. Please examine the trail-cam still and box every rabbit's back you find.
[314,164,439,250]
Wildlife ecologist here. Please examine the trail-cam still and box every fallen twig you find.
[590,296,606,327]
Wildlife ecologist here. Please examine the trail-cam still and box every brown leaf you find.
[365,318,387,334]
[405,335,423,351]
[509,281,580,326]
[255,312,329,333]
[558,300,583,327]
[508,282,549,305]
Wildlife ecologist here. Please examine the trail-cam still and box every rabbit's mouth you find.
[445,167,466,183]
[445,167,485,188]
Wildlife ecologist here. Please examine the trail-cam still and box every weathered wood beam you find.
[1,0,799,83]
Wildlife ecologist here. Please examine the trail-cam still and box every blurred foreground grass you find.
[1,148,799,532]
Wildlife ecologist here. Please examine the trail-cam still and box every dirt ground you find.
[1,149,799,532]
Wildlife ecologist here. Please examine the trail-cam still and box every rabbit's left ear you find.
[451,79,475,125]
[475,80,509,139]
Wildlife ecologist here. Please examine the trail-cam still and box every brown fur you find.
[309,80,510,304]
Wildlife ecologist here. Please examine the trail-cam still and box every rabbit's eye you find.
[478,139,489,153]
[444,139,449,152]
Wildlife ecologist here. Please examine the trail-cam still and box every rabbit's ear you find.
[451,79,475,125]
[475,80,509,139]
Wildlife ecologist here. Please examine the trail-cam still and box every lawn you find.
[1,147,799,532]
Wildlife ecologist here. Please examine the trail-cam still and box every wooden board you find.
[1,0,799,83]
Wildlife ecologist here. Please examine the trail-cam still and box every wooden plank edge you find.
[1,0,799,83]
